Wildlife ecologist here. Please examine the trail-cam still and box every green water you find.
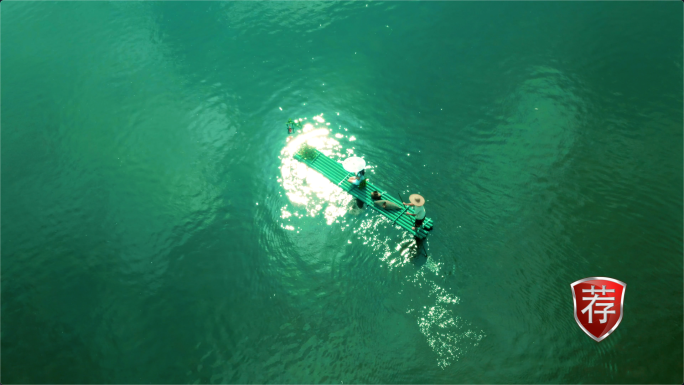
[2,1,682,383]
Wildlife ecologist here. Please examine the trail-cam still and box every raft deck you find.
[294,148,433,239]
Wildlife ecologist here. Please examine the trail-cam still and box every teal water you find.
[2,1,682,383]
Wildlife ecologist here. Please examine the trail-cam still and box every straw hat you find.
[409,194,425,207]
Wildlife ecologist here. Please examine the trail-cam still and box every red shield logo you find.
[571,277,626,342]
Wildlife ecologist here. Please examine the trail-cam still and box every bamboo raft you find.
[294,148,433,239]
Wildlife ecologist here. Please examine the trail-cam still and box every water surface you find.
[2,2,682,383]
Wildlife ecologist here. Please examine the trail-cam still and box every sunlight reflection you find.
[406,262,486,368]
[278,119,352,226]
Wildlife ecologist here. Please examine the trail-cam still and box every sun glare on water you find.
[278,120,352,226]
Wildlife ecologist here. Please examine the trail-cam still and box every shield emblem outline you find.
[571,276,626,342]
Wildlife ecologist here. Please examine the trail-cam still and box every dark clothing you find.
[415,218,425,228]
[350,169,365,187]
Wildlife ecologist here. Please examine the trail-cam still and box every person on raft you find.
[403,194,426,230]
[348,169,365,186]
[376,200,402,210]
[371,191,402,210]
